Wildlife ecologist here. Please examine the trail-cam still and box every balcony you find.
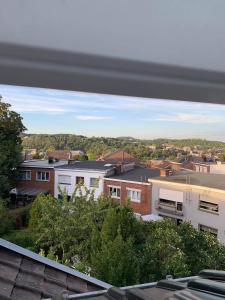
[155,200,184,216]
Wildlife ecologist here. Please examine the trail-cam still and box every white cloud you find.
[76,115,114,121]
[145,113,225,124]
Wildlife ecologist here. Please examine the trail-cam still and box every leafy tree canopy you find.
[0,97,26,198]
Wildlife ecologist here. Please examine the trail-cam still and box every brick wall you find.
[17,167,55,195]
[103,179,152,215]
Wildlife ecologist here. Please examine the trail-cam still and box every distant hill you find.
[22,134,225,161]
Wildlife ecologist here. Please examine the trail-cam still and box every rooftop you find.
[0,239,110,300]
[97,150,137,164]
[151,170,225,191]
[55,161,116,171]
[20,159,68,169]
[106,167,160,183]
[67,270,225,300]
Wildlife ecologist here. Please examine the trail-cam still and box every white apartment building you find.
[149,171,225,243]
[54,161,116,200]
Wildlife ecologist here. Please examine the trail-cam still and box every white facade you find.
[150,179,225,243]
[54,168,110,199]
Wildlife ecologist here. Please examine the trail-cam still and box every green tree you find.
[140,220,190,282]
[0,97,26,198]
[177,222,225,274]
[90,207,140,286]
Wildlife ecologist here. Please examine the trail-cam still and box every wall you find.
[151,181,225,243]
[17,167,55,195]
[104,179,152,215]
[54,169,106,199]
[210,163,225,175]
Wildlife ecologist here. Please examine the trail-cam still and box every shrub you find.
[8,204,31,229]
[0,200,15,235]
[3,229,35,251]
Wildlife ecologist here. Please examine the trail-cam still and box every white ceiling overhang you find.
[1,0,225,104]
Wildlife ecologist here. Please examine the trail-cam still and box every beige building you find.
[149,171,225,243]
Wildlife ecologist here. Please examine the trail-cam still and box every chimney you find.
[160,169,172,177]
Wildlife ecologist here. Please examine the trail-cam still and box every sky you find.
[1,84,225,141]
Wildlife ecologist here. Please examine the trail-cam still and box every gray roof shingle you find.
[0,239,111,300]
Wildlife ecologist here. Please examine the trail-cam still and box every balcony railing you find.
[155,201,184,216]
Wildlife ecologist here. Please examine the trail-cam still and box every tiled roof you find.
[55,161,116,171]
[45,151,72,160]
[98,151,137,164]
[67,270,225,300]
[0,239,111,300]
[106,167,160,183]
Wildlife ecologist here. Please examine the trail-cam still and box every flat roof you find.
[55,161,116,171]
[20,159,68,168]
[106,167,160,183]
[150,170,225,191]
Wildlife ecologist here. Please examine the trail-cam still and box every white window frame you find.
[19,170,31,181]
[90,177,99,188]
[199,224,218,237]
[36,171,50,182]
[58,175,71,185]
[126,188,141,203]
[199,200,219,214]
[108,185,121,199]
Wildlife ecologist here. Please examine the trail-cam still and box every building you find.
[97,150,138,168]
[0,238,110,300]
[194,161,225,174]
[22,149,37,161]
[54,161,117,200]
[45,150,85,160]
[104,167,160,215]
[149,170,225,243]
[10,159,68,207]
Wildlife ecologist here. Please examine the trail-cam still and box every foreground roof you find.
[0,239,111,300]
[106,167,160,183]
[69,270,225,300]
[150,170,225,191]
[55,161,116,171]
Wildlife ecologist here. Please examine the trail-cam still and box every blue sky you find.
[1,84,225,141]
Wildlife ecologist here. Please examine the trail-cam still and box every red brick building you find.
[10,159,68,206]
[103,167,160,215]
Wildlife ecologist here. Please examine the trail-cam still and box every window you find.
[127,189,141,203]
[176,202,183,211]
[159,198,176,207]
[76,176,84,185]
[90,177,99,188]
[199,224,218,237]
[19,170,31,181]
[36,171,50,181]
[109,186,121,198]
[58,175,71,185]
[199,200,219,213]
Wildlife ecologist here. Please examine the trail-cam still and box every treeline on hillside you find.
[2,191,225,287]
[22,134,225,161]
